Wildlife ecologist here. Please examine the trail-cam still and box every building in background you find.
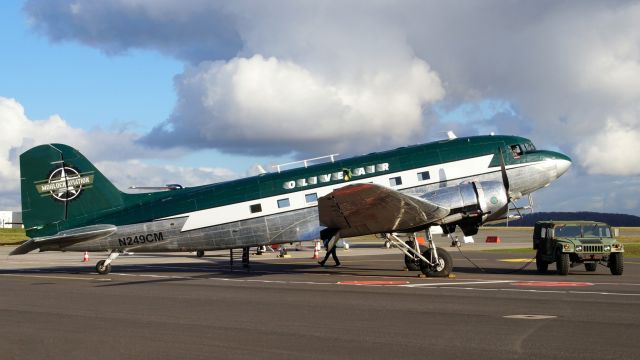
[0,211,22,229]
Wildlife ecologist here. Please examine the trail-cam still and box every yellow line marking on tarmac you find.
[0,273,110,281]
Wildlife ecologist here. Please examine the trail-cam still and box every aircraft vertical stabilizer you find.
[20,144,124,238]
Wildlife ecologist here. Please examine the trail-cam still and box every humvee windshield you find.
[554,225,582,237]
[583,225,611,237]
[554,224,611,238]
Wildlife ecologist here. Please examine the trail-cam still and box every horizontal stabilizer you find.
[10,224,117,255]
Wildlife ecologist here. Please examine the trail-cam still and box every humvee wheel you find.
[609,253,624,275]
[95,260,111,275]
[536,251,549,273]
[420,248,453,277]
[404,240,425,271]
[584,263,597,272]
[556,253,570,275]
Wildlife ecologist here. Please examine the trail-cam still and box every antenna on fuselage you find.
[128,184,183,191]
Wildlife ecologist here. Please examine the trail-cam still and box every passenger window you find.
[417,171,430,181]
[389,176,402,187]
[540,228,546,239]
[277,198,290,208]
[305,193,318,203]
[250,204,262,213]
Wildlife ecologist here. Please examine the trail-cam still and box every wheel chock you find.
[448,273,456,279]
[418,273,427,278]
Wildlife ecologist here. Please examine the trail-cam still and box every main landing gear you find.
[95,251,121,275]
[384,228,453,277]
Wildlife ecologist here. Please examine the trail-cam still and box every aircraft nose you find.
[555,158,571,177]
[551,152,572,178]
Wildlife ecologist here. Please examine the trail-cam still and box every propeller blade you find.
[498,147,510,196]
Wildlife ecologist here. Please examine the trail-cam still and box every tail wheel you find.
[403,240,425,271]
[535,250,549,273]
[196,249,205,258]
[95,260,111,275]
[420,248,453,277]
[584,263,597,272]
[556,253,570,275]
[609,253,624,275]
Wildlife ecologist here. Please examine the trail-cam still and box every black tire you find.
[95,260,111,275]
[420,248,453,277]
[584,263,597,272]
[536,250,549,273]
[556,253,569,275]
[403,241,425,271]
[196,249,205,258]
[609,252,624,275]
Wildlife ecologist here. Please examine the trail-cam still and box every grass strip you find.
[0,228,28,245]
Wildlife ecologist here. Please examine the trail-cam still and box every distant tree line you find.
[488,212,640,227]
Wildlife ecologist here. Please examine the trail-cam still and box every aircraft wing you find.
[318,183,450,237]
[10,224,117,255]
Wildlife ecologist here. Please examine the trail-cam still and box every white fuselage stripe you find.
[164,155,540,232]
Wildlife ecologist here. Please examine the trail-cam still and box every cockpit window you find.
[523,142,536,152]
[510,144,523,159]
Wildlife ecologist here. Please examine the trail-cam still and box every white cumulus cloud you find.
[576,117,640,176]
[145,54,444,155]
[0,97,237,209]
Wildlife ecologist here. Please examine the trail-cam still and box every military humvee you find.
[533,221,624,275]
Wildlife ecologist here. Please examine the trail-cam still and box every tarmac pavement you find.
[1,233,639,360]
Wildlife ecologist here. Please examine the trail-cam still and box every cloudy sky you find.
[1,0,639,215]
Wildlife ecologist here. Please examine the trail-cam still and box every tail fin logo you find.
[35,167,95,202]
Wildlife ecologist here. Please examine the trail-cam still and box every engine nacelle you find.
[421,181,508,236]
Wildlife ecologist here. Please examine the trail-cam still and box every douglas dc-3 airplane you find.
[12,134,571,276]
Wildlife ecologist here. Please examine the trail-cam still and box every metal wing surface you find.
[318,183,450,237]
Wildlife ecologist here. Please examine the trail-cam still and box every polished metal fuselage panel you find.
[59,157,562,253]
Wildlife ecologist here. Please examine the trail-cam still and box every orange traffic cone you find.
[82,252,89,262]
[312,241,320,259]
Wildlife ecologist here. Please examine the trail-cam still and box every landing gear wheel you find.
[404,241,425,271]
[584,263,597,272]
[609,252,624,275]
[536,250,549,273]
[420,248,453,277]
[556,253,569,275]
[95,260,111,275]
[196,249,205,258]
